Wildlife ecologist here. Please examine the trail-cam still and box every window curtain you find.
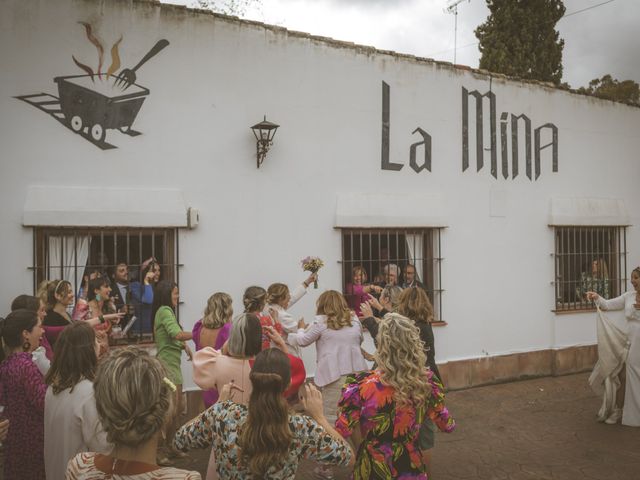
[405,233,424,282]
[47,235,91,299]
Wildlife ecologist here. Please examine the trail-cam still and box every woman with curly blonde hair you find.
[65,347,201,479]
[336,313,455,480]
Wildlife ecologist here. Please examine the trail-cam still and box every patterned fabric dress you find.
[66,452,201,479]
[173,400,352,479]
[336,369,455,480]
[0,352,48,480]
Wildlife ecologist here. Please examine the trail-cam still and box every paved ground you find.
[171,372,640,479]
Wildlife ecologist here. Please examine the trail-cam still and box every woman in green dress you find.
[153,280,193,461]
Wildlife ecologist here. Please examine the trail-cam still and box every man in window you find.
[381,264,401,287]
[402,263,425,290]
[110,262,130,310]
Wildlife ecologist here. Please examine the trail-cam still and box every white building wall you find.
[1,0,639,387]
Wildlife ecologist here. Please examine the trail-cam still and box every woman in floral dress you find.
[0,308,47,480]
[336,313,456,480]
[174,348,354,479]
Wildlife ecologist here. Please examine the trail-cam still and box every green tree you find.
[475,0,566,85]
[578,75,640,105]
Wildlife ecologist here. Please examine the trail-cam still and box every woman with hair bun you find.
[243,285,282,351]
[175,348,353,479]
[0,309,47,480]
[336,313,455,480]
[44,321,110,479]
[65,347,201,479]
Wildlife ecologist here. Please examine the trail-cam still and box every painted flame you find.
[106,36,123,77]
[78,22,104,79]
[72,55,94,79]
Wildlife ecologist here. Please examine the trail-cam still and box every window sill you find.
[553,308,596,315]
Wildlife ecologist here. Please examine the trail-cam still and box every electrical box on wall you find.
[187,207,199,229]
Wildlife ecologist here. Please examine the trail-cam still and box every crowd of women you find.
[2,260,637,479]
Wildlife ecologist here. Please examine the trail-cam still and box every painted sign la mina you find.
[16,23,169,150]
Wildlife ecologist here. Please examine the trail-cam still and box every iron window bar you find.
[30,227,182,344]
[552,226,627,312]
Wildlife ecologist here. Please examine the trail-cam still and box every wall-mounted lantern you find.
[251,115,279,168]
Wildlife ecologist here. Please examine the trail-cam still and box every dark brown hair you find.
[0,309,38,362]
[11,294,40,313]
[45,322,97,394]
[87,277,110,303]
[238,348,292,477]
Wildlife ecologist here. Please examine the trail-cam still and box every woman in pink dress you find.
[345,266,382,316]
[192,292,233,407]
[0,308,47,480]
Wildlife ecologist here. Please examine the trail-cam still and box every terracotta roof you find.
[132,0,638,108]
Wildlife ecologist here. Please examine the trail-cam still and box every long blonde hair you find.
[396,287,434,324]
[376,313,431,406]
[203,292,233,329]
[316,290,352,330]
[238,348,293,478]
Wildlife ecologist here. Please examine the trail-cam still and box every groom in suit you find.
[110,261,133,332]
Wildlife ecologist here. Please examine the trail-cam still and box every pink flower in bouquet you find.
[301,256,324,288]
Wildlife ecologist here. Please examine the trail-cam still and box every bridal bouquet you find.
[301,256,324,289]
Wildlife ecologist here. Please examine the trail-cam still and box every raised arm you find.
[588,291,626,311]
[288,282,309,309]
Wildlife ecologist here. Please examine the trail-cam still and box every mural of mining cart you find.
[16,24,168,150]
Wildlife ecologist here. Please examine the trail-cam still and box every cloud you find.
[559,0,640,87]
[165,0,640,88]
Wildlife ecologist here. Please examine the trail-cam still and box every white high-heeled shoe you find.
[604,408,622,425]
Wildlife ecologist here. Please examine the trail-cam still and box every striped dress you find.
[65,452,201,479]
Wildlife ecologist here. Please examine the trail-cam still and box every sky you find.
[166,0,639,88]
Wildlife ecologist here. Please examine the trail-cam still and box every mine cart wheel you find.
[70,115,83,133]
[90,123,105,143]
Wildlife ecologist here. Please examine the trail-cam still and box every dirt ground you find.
[171,372,640,479]
[3,372,638,479]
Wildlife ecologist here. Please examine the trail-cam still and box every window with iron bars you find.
[340,228,444,321]
[31,227,180,343]
[553,226,627,312]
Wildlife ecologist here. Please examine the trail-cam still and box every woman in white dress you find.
[587,266,640,426]
[44,321,110,480]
